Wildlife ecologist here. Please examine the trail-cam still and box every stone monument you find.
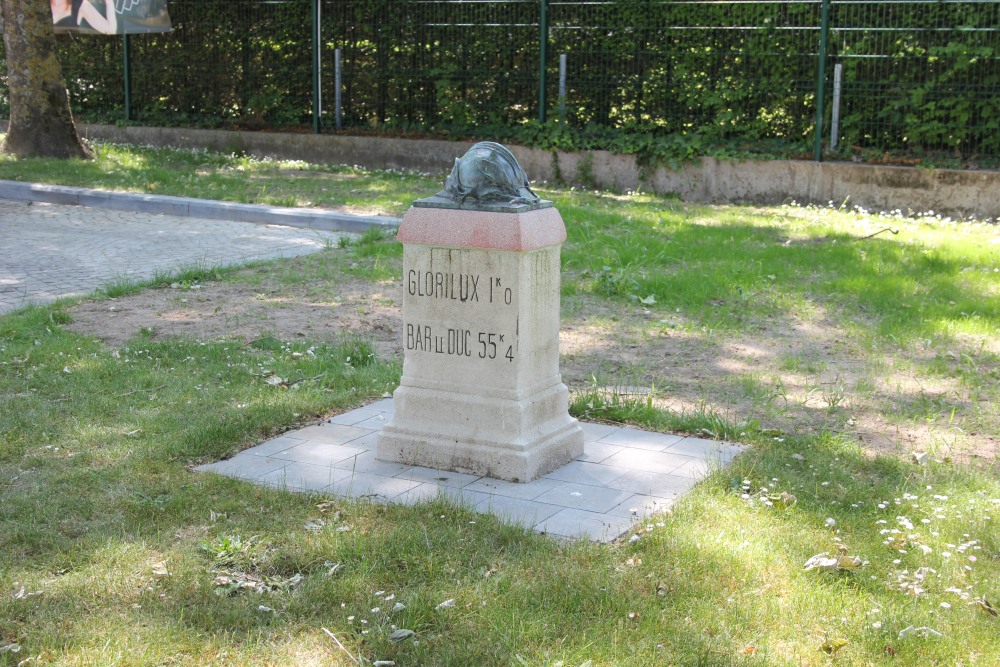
[376,142,584,482]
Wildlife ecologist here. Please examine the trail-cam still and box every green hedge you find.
[1,1,997,165]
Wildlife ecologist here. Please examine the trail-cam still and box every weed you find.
[594,265,639,298]
[200,534,269,570]
[98,273,142,298]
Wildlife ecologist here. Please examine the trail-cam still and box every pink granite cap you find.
[396,205,567,251]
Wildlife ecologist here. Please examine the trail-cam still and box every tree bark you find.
[1,0,91,159]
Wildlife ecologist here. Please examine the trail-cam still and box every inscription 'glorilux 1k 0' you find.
[376,142,584,483]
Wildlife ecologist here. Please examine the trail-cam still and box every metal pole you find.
[123,33,132,122]
[558,53,567,120]
[538,0,548,123]
[813,0,831,161]
[312,0,322,134]
[831,63,843,151]
[335,49,342,131]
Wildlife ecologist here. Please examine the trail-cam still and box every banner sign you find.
[52,0,172,35]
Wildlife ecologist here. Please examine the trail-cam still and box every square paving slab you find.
[195,400,745,542]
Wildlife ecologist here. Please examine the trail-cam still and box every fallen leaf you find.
[625,556,642,567]
[12,585,42,600]
[0,644,21,654]
[639,295,656,305]
[804,552,864,572]
[436,598,456,610]
[836,555,863,570]
[316,501,340,515]
[151,562,170,578]
[820,637,848,655]
[911,451,929,465]
[389,629,415,643]
[304,519,326,532]
[212,571,300,596]
[741,644,757,656]
[973,596,998,617]
[898,625,943,639]
[765,491,797,509]
[804,553,839,571]
[265,375,286,387]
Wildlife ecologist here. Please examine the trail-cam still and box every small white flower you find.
[825,518,836,528]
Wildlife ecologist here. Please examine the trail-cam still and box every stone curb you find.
[0,180,401,234]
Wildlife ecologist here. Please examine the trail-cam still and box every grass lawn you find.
[1,142,998,666]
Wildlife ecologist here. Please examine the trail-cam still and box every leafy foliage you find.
[0,1,996,166]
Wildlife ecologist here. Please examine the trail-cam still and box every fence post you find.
[538,0,548,123]
[334,48,342,130]
[813,0,831,161]
[558,53,567,120]
[831,62,843,151]
[312,0,322,134]
[122,33,132,122]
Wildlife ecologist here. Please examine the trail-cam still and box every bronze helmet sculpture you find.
[440,142,541,207]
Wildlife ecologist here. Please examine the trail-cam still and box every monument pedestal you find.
[376,205,583,482]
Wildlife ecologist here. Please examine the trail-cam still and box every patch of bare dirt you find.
[68,276,402,357]
[65,256,998,466]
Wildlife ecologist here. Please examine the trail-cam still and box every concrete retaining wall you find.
[65,124,999,220]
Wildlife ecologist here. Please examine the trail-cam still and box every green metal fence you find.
[1,0,997,164]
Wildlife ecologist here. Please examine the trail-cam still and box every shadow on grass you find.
[559,201,998,350]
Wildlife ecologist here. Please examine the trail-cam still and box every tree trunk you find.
[1,0,91,159]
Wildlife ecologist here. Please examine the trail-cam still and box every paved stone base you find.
[196,399,745,542]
